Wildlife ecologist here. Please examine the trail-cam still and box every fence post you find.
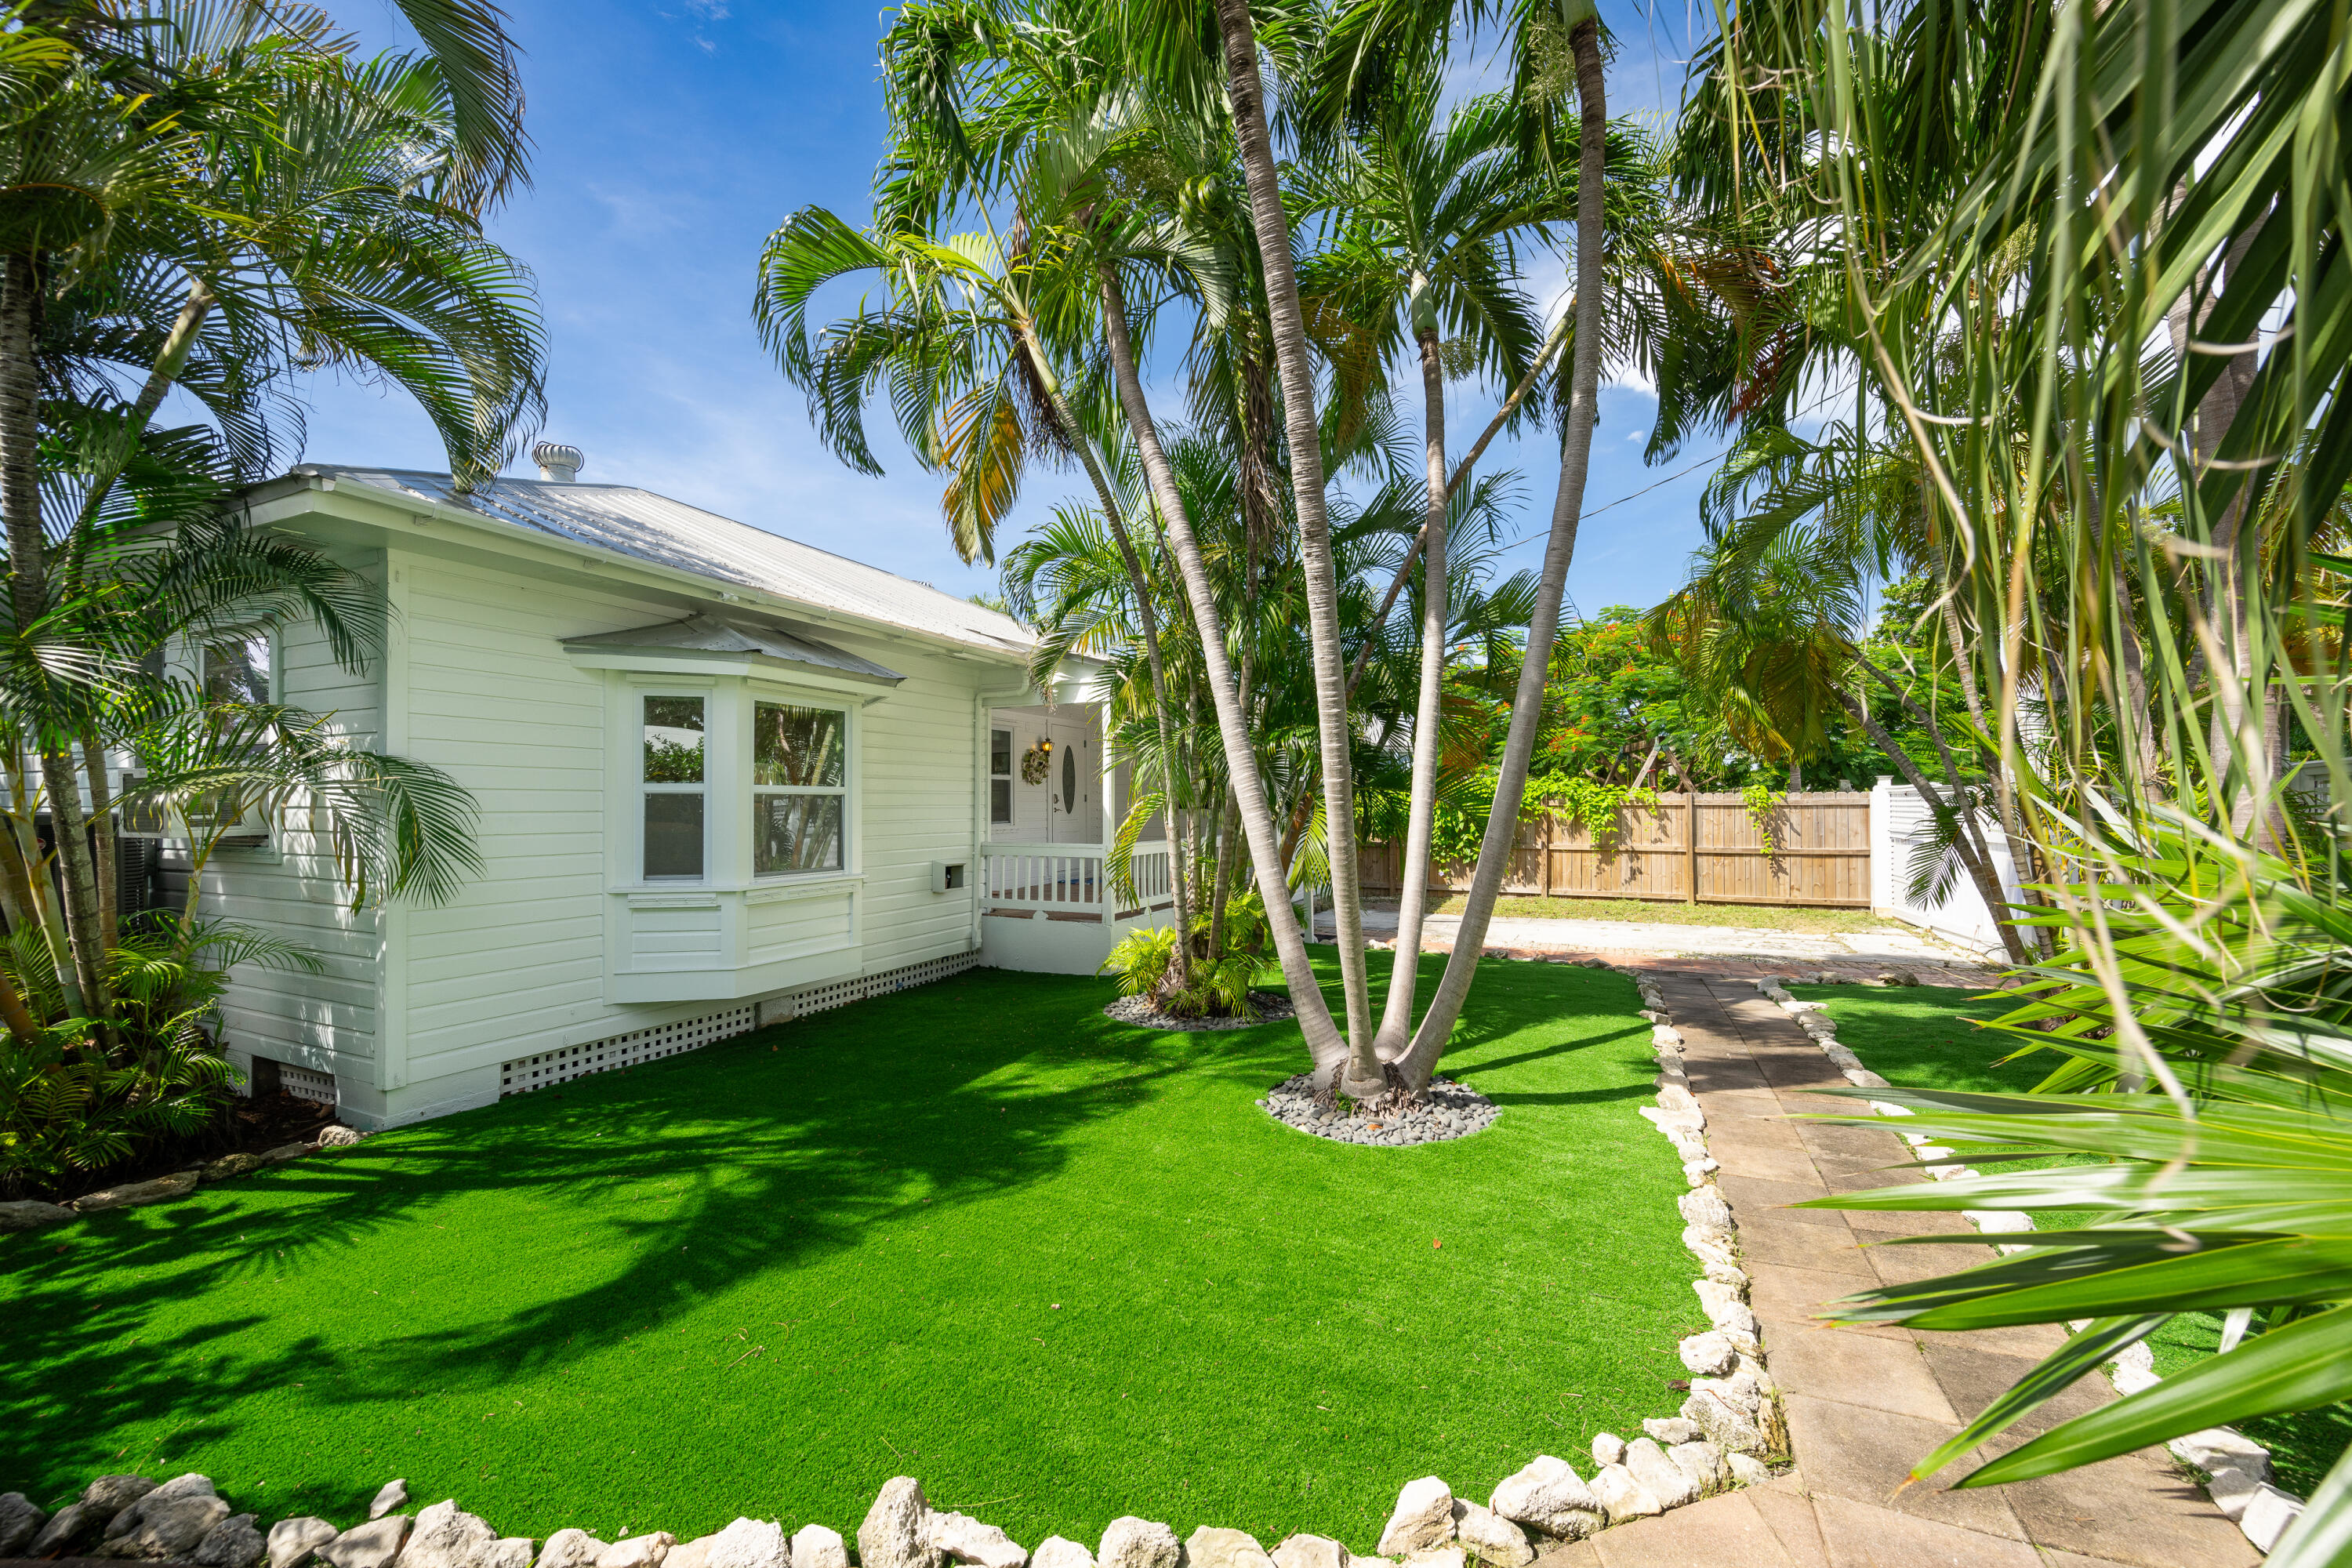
[1541,812,1554,898]
[1685,792,1699,904]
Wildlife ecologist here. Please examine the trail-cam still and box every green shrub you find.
[1099,892,1271,1019]
[0,915,318,1197]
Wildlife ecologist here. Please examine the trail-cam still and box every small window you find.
[204,633,272,706]
[989,727,1013,825]
[753,701,846,874]
[643,695,706,879]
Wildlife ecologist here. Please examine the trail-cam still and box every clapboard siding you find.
[209,546,387,1075]
[837,633,987,973]
[749,894,855,964]
[394,556,674,1075]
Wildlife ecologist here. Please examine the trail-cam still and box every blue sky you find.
[303,0,1726,620]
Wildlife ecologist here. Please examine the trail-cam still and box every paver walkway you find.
[1537,973,2258,1568]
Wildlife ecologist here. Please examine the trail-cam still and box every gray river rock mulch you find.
[1258,1073,1498,1146]
[1102,990,1297,1032]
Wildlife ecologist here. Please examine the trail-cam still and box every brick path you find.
[1537,972,2257,1568]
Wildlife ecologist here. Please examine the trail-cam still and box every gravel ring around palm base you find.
[1258,1072,1498,1146]
[1102,989,1298,1032]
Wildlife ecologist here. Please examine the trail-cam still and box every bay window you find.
[753,700,846,873]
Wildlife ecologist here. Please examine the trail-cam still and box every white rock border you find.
[1755,975,2308,1554]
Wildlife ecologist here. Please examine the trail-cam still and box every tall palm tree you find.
[1388,0,1611,1091]
[757,205,1221,993]
[1291,71,1554,1054]
[1207,0,1385,1092]
[855,6,1376,1072]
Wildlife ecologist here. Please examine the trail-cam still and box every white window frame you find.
[155,629,278,846]
[989,726,1014,826]
[640,691,710,882]
[751,696,851,877]
[201,630,278,708]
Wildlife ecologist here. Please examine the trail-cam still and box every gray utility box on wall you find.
[931,860,967,894]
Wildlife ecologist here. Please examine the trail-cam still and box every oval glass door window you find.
[1061,745,1078,813]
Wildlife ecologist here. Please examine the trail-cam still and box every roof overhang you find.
[561,613,906,695]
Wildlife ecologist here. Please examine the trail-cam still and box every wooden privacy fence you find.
[1359,791,1872,909]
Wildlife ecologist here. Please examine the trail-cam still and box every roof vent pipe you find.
[533,441,583,482]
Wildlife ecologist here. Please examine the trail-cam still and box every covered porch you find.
[978,699,1174,974]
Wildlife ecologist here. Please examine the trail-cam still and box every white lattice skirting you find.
[499,952,978,1098]
[760,951,977,1024]
[280,1065,338,1105]
[500,1005,758,1097]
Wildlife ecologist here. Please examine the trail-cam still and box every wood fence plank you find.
[1359,791,1871,909]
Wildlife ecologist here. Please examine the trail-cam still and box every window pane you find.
[754,702,844,787]
[205,636,270,706]
[753,793,843,873]
[644,697,705,782]
[644,793,705,878]
[990,728,1012,779]
[990,779,1011,824]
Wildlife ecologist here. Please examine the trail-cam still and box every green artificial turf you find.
[2,949,1693,1552]
[1794,982,2350,1500]
[1784,984,2036,1095]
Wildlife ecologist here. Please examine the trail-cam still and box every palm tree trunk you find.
[1100,270,1353,1082]
[1213,0,1381,1095]
[2,257,109,1022]
[41,744,109,1018]
[1210,782,1240,953]
[1392,17,1609,1093]
[1008,319,1193,990]
[0,953,38,1045]
[82,731,116,942]
[67,278,216,546]
[1374,327,1452,1055]
[0,742,82,1015]
[1346,315,1570,701]
[2,256,46,640]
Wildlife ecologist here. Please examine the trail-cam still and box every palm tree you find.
[757,202,1223,993]
[0,2,541,1022]
[1291,70,1554,1054]
[1385,0,1611,1092]
[854,8,1376,1074]
[1205,0,1385,1092]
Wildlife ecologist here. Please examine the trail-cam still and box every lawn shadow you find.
[2,949,1651,1504]
[1,967,1277,1488]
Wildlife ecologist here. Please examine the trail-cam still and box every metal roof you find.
[561,613,905,687]
[297,466,1035,659]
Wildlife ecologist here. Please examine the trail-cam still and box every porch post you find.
[1100,700,1116,924]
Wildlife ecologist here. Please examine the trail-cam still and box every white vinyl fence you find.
[1867,776,2024,956]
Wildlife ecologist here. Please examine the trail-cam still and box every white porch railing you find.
[982,840,1173,922]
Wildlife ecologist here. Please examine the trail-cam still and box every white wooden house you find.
[188,452,1171,1128]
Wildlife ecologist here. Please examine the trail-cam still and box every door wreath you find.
[1020,742,1052,786]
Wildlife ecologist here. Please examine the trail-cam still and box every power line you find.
[1500,445,1732,550]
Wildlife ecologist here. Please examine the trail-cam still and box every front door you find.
[1048,717,1098,844]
